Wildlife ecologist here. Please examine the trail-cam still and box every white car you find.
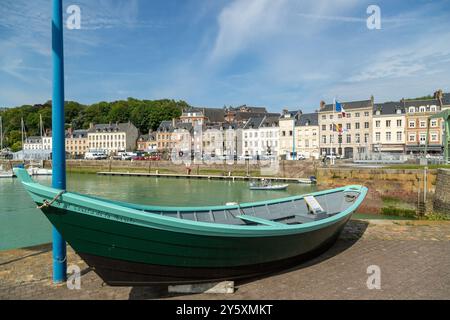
[85,152,107,160]
[121,153,133,160]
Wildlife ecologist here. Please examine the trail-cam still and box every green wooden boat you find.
[14,168,367,286]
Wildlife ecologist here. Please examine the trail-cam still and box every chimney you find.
[89,122,94,129]
[319,101,326,111]
[371,95,375,106]
[434,89,443,109]
[172,118,176,127]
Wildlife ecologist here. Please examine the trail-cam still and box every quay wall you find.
[2,159,440,214]
[433,169,450,216]
[316,168,437,214]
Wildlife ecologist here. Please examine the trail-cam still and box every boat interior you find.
[78,188,361,226]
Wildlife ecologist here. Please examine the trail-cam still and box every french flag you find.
[335,100,346,117]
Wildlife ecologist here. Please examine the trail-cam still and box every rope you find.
[54,255,67,263]
[37,190,65,209]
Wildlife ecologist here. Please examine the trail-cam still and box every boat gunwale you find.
[14,168,368,237]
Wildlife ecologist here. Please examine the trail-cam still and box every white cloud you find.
[208,0,287,63]
[347,29,450,83]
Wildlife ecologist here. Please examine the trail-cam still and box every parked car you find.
[297,154,306,160]
[121,153,133,160]
[85,152,107,160]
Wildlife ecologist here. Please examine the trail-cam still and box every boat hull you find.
[80,229,341,286]
[14,168,367,286]
[41,205,350,285]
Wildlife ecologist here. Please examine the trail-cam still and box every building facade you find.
[136,132,157,152]
[372,102,406,153]
[295,113,320,159]
[87,122,138,154]
[404,99,443,154]
[23,135,52,151]
[319,99,374,158]
[156,120,176,151]
[242,116,279,158]
[65,129,88,157]
[278,111,300,160]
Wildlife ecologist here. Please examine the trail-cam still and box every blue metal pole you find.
[51,0,67,283]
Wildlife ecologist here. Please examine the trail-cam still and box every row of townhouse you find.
[22,92,449,159]
[152,94,447,160]
[276,96,446,159]
[23,122,140,156]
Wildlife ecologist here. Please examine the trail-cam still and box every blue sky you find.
[1,0,450,112]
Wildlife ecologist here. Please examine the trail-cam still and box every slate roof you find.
[226,105,268,113]
[443,93,450,105]
[403,99,440,108]
[157,120,175,132]
[185,107,225,123]
[175,122,194,133]
[234,111,279,122]
[66,129,88,138]
[25,136,42,143]
[296,113,318,126]
[221,122,244,130]
[87,122,136,133]
[138,134,149,141]
[261,116,279,128]
[243,117,265,129]
[202,108,225,123]
[373,102,405,115]
[139,132,156,141]
[320,100,372,112]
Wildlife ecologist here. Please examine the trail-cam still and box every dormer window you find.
[430,105,436,112]
[408,107,415,113]
[419,106,426,113]
[376,110,381,115]
[396,108,402,114]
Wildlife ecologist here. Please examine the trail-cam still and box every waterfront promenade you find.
[1,219,449,300]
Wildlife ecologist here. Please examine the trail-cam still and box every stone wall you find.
[316,168,437,214]
[64,159,318,177]
[433,169,450,216]
[3,158,442,215]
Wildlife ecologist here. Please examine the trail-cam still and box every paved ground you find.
[1,219,450,300]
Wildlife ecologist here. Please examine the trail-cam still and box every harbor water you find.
[0,173,317,251]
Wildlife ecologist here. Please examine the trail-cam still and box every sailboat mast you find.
[21,118,24,151]
[0,116,3,151]
[40,114,44,150]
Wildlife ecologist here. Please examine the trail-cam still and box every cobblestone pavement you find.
[1,219,450,300]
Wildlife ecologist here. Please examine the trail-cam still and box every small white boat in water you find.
[0,171,14,178]
[27,167,52,176]
[298,176,317,185]
[249,179,288,191]
[0,165,14,178]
